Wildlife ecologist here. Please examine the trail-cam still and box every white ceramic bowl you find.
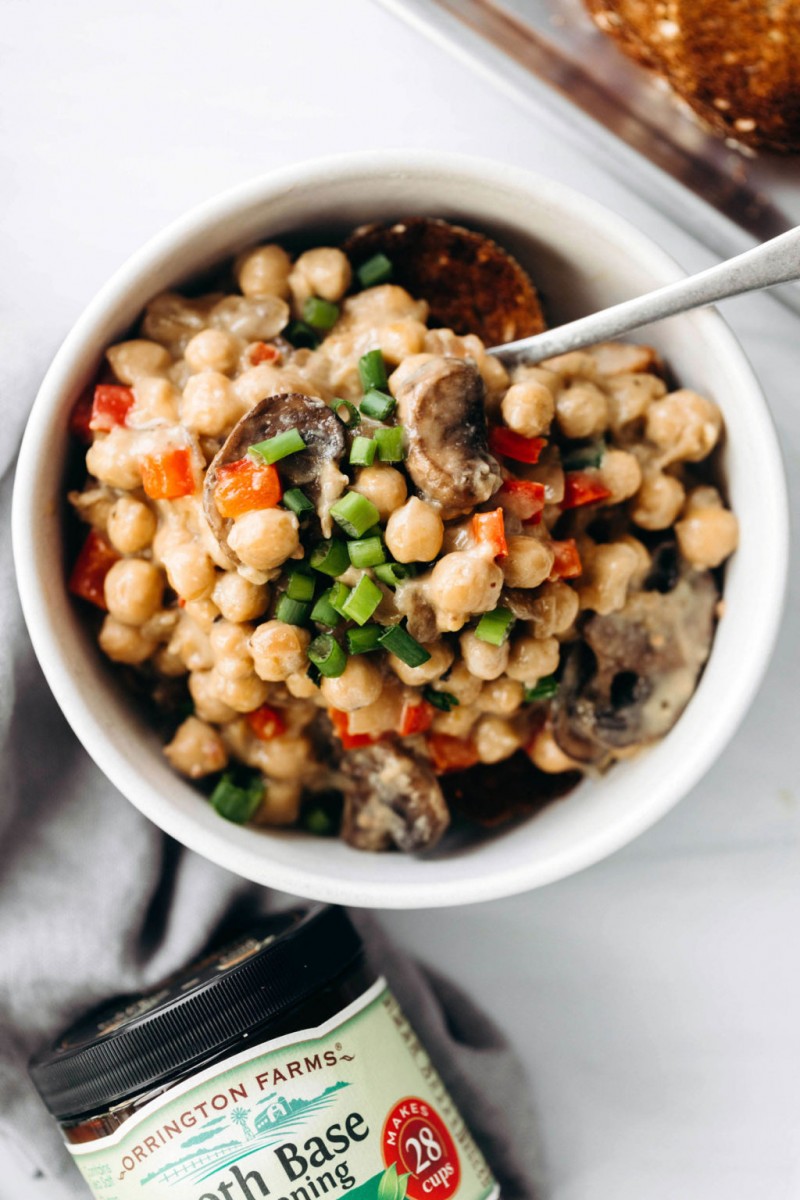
[13,152,789,908]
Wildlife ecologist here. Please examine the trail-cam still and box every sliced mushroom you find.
[344,217,545,346]
[340,743,450,852]
[394,356,502,518]
[204,392,345,561]
[441,750,581,827]
[394,577,439,644]
[551,568,718,764]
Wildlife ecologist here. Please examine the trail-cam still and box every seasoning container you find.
[31,906,498,1200]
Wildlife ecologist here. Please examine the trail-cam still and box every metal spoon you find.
[489,225,800,365]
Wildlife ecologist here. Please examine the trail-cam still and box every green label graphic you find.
[68,980,498,1200]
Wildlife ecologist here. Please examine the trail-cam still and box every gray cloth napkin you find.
[0,334,538,1199]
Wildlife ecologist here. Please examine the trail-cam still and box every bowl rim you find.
[12,150,790,907]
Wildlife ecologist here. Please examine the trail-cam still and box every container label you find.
[67,980,498,1200]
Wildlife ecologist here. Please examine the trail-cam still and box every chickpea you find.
[432,704,480,738]
[106,339,171,384]
[320,658,383,713]
[506,636,560,684]
[209,620,254,679]
[385,498,444,564]
[529,727,578,774]
[183,597,220,631]
[501,380,554,438]
[525,581,580,640]
[188,670,238,723]
[474,716,521,765]
[352,465,407,522]
[130,377,180,426]
[631,471,685,531]
[676,494,738,568]
[606,372,666,434]
[578,542,639,615]
[98,615,157,664]
[180,371,242,437]
[164,717,228,779]
[379,320,428,366]
[478,354,510,395]
[253,779,302,827]
[347,681,405,736]
[235,244,292,299]
[646,389,722,464]
[511,364,560,398]
[428,552,504,622]
[163,541,217,602]
[430,660,483,706]
[597,449,642,504]
[555,381,608,439]
[257,735,314,781]
[210,668,269,714]
[85,429,142,490]
[540,351,598,382]
[286,669,323,701]
[228,509,299,572]
[588,341,658,376]
[104,559,164,626]
[184,328,239,375]
[459,630,510,681]
[212,572,269,623]
[389,640,454,687]
[388,354,437,396]
[289,247,352,309]
[153,646,187,677]
[210,295,289,342]
[106,497,156,554]
[169,617,214,672]
[250,621,310,682]
[502,537,554,589]
[475,676,525,716]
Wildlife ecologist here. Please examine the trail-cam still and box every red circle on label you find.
[382,1097,461,1200]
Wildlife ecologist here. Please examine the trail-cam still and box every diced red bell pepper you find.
[489,427,546,464]
[89,385,135,432]
[398,700,435,738]
[328,708,381,751]
[426,733,480,774]
[68,529,119,609]
[471,507,507,558]
[68,389,95,444]
[249,341,281,366]
[247,704,287,741]
[213,457,282,519]
[141,447,196,500]
[498,479,546,523]
[549,538,582,580]
[561,471,611,509]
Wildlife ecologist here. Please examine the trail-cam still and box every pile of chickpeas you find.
[68,235,739,841]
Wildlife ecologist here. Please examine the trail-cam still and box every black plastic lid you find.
[30,905,363,1121]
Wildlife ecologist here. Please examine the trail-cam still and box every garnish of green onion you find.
[210,773,264,824]
[358,348,388,393]
[422,686,460,712]
[284,319,319,349]
[377,623,431,667]
[250,428,307,465]
[285,570,315,603]
[474,607,515,646]
[373,562,416,588]
[360,389,396,421]
[341,575,383,626]
[302,804,337,836]
[328,581,352,616]
[349,435,377,467]
[310,589,340,628]
[524,675,559,703]
[308,633,347,678]
[346,624,383,654]
[347,535,386,569]
[562,440,606,471]
[310,538,350,577]
[374,425,405,462]
[330,491,380,539]
[303,296,340,330]
[275,594,312,626]
[357,253,393,289]
[330,397,360,429]
[283,487,315,516]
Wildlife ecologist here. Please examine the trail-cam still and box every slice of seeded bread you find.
[585,0,800,153]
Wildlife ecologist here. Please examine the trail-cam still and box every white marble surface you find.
[3,2,799,1197]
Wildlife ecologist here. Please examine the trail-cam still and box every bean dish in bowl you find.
[65,219,738,854]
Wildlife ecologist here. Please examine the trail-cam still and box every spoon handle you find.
[490,224,800,364]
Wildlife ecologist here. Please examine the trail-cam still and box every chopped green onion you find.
[378,623,431,667]
[330,397,360,429]
[562,440,606,471]
[310,538,350,577]
[374,425,406,463]
[328,581,352,616]
[360,389,396,421]
[283,487,315,516]
[349,435,377,467]
[341,575,383,625]
[422,686,460,712]
[302,804,337,836]
[358,348,388,392]
[347,535,386,569]
[303,296,340,330]
[250,428,307,465]
[474,607,516,646]
[346,624,383,654]
[275,594,312,626]
[373,562,416,588]
[524,675,559,703]
[210,772,264,824]
[284,319,319,349]
[285,571,315,603]
[357,253,393,289]
[310,589,340,627]
[307,633,347,678]
[330,491,380,539]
